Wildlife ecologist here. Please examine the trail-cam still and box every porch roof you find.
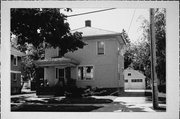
[11,47,25,56]
[34,57,79,67]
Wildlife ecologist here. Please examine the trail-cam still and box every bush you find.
[65,87,84,98]
[65,78,84,98]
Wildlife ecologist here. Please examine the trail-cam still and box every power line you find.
[127,9,136,34]
[67,8,116,17]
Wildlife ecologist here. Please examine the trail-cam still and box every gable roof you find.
[71,26,120,37]
[124,67,146,78]
[71,26,127,45]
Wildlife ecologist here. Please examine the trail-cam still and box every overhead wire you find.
[67,8,116,17]
[127,9,136,34]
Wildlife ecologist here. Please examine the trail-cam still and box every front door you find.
[59,68,65,87]
[56,68,65,87]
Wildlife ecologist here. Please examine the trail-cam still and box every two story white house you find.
[35,20,126,95]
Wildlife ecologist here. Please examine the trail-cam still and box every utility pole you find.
[150,8,159,109]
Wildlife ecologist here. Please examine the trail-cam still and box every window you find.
[78,66,94,80]
[97,41,105,55]
[12,73,17,81]
[13,56,18,66]
[131,79,143,83]
[128,73,131,76]
[125,79,128,83]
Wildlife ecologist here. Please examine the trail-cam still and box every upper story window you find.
[128,73,131,76]
[58,47,62,57]
[78,66,94,80]
[97,41,105,55]
[13,55,18,66]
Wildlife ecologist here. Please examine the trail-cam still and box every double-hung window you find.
[97,41,105,55]
[78,66,94,80]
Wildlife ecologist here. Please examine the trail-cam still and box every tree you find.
[124,46,133,69]
[124,41,151,75]
[11,8,86,56]
[11,8,86,88]
[122,29,132,69]
[154,8,166,85]
[124,8,166,87]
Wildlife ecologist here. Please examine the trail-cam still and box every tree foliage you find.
[11,8,86,56]
[11,8,86,83]
[124,41,151,78]
[154,8,166,84]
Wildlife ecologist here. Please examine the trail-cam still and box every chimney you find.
[85,20,91,27]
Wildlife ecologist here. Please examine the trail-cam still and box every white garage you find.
[124,67,146,90]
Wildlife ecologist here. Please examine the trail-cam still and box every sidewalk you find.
[11,89,36,98]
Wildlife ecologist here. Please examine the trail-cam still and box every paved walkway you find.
[91,96,165,112]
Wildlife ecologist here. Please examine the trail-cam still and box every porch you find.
[34,57,79,96]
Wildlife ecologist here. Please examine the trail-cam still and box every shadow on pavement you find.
[12,104,103,112]
[119,92,145,97]
[113,101,165,112]
[117,101,147,112]
[145,96,166,104]
[11,96,113,104]
[11,97,113,112]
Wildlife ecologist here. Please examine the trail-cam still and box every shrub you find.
[65,78,84,98]
[65,87,84,98]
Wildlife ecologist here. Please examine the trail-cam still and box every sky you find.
[62,8,150,43]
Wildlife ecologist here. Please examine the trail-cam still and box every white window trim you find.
[11,70,21,73]
[96,41,105,55]
[13,55,18,66]
[77,65,95,81]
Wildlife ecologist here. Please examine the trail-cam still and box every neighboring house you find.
[124,67,146,90]
[11,47,25,94]
[35,20,126,95]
